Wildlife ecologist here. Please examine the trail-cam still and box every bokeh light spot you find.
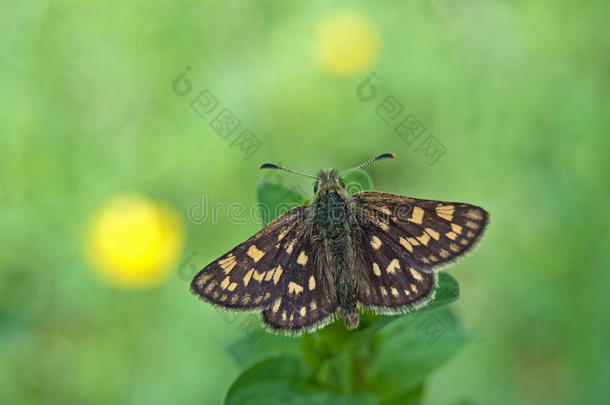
[314,11,380,76]
[86,196,184,288]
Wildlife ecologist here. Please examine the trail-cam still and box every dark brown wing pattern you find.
[355,228,438,313]
[262,236,339,333]
[190,205,340,334]
[353,191,489,271]
[190,206,308,310]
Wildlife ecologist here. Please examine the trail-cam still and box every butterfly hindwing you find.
[356,229,437,312]
[262,237,339,333]
[190,206,308,309]
[354,191,489,271]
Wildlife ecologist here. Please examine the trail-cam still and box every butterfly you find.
[190,154,489,334]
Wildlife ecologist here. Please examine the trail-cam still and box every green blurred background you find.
[1,0,608,404]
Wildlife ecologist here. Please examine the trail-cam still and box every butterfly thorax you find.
[309,169,360,329]
[310,169,354,241]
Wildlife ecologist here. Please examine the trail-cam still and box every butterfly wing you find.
[353,191,488,312]
[262,237,339,334]
[190,206,308,309]
[353,191,489,271]
[355,229,437,313]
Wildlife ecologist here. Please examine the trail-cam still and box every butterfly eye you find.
[314,183,319,193]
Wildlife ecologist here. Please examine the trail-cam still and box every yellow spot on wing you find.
[386,259,400,274]
[247,245,265,262]
[272,297,282,313]
[407,237,420,246]
[409,206,424,224]
[277,228,289,241]
[204,281,217,294]
[465,208,483,220]
[273,265,283,284]
[264,268,275,281]
[380,286,388,296]
[465,220,480,230]
[446,231,458,240]
[374,218,389,231]
[436,205,455,221]
[409,267,423,281]
[425,228,440,241]
[219,255,237,274]
[439,249,450,259]
[450,243,460,252]
[379,206,391,215]
[399,237,413,252]
[252,270,265,282]
[286,240,295,254]
[297,251,308,265]
[308,275,316,290]
[310,300,317,310]
[391,287,399,297]
[370,236,382,249]
[243,269,253,286]
[220,276,230,290]
[299,307,307,316]
[416,232,431,246]
[195,273,212,288]
[219,254,234,264]
[451,223,463,234]
[372,262,381,276]
[288,281,304,295]
[228,282,237,291]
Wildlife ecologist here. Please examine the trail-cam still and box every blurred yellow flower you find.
[86,196,184,288]
[314,11,380,76]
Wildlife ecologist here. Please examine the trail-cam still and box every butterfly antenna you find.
[340,153,396,177]
[259,163,318,179]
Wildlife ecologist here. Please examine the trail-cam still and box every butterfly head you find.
[314,169,345,194]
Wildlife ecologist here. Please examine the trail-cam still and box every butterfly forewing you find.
[354,191,489,271]
[262,238,339,333]
[190,206,308,309]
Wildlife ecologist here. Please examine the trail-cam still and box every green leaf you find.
[381,384,424,405]
[256,181,308,225]
[425,271,460,311]
[368,307,470,403]
[227,328,300,368]
[225,355,379,405]
[342,170,373,193]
